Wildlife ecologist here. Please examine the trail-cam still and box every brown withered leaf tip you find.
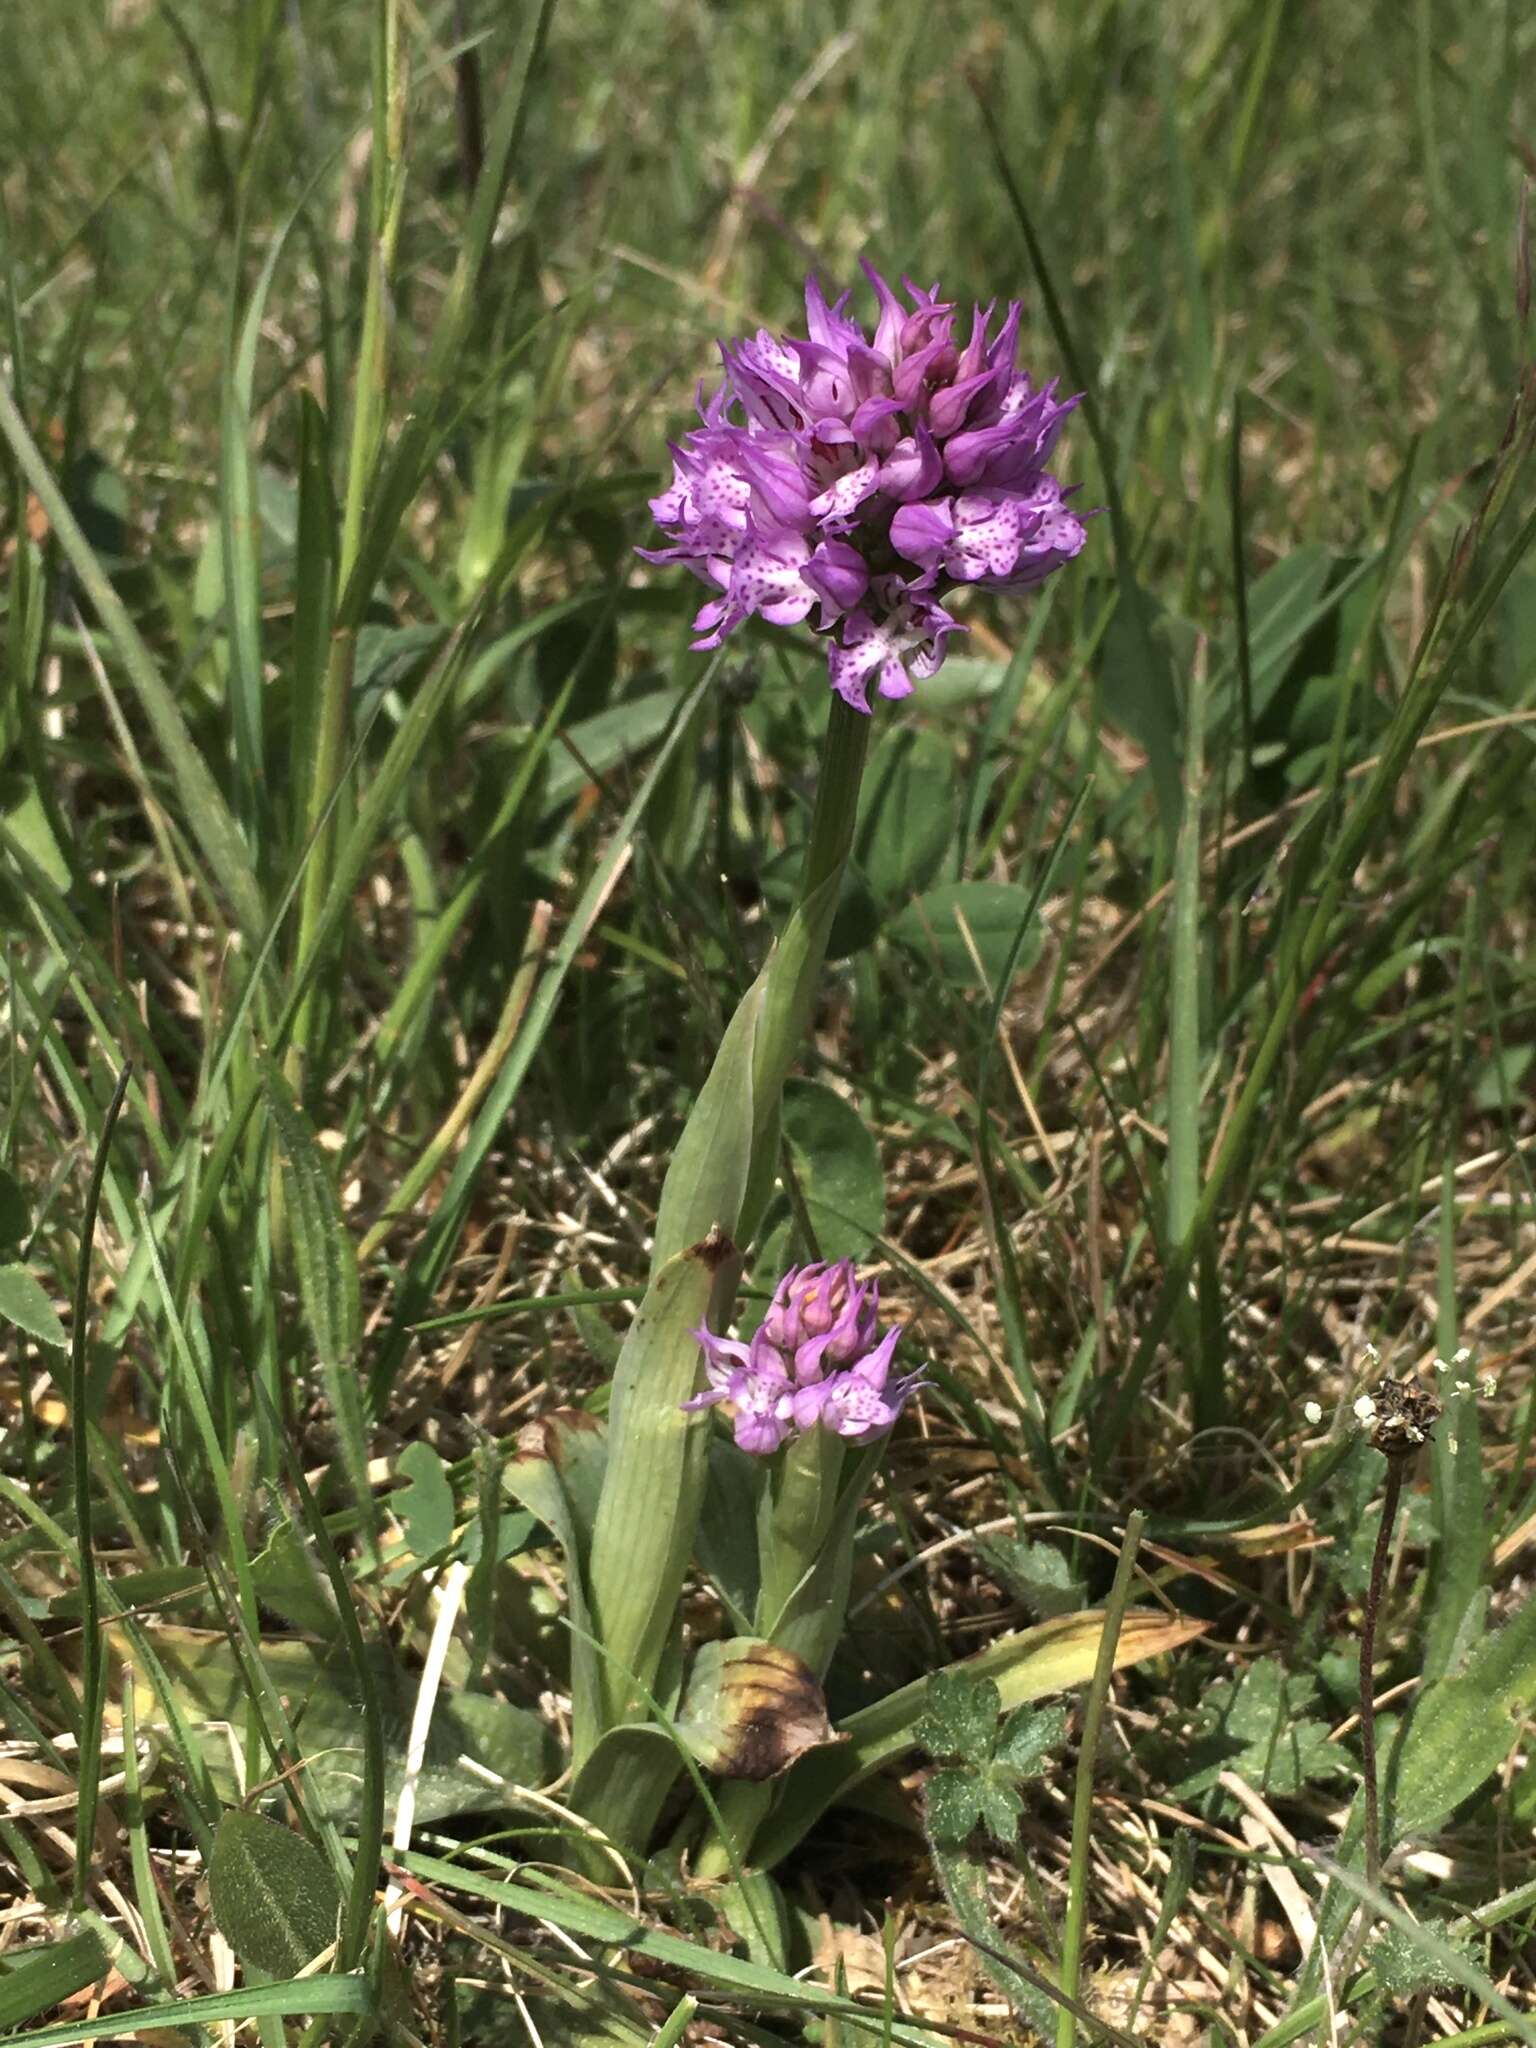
[515,1407,603,1466]
[689,1222,739,1273]
[698,1642,844,1782]
[1369,1377,1442,1459]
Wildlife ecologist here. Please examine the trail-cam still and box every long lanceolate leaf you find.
[0,376,264,939]
[261,1062,372,1538]
[582,1234,738,1757]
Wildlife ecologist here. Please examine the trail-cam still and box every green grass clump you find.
[2,1,1536,2041]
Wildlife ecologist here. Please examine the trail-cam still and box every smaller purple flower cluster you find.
[640,263,1086,711]
[683,1260,923,1455]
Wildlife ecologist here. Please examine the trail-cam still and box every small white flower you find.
[1454,1379,1472,1396]
[1433,1357,1451,1373]
[1354,1394,1378,1423]
[1303,1400,1324,1425]
[1482,1375,1497,1398]
[1448,1435,1459,1455]
[1364,1342,1381,1364]
[1453,1345,1471,1365]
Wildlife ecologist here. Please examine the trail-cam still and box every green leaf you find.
[394,1440,455,1562]
[1171,1658,1344,1801]
[1389,1585,1536,1839]
[924,1765,985,1845]
[855,724,957,904]
[0,1168,31,1251]
[583,1235,730,1753]
[779,1078,884,1262]
[261,1064,368,1529]
[0,1980,371,2046]
[696,1437,762,1626]
[888,880,1043,992]
[0,1262,66,1348]
[540,688,687,815]
[1239,542,1342,720]
[250,1522,337,1637]
[995,1702,1067,1776]
[1097,577,1181,835]
[914,1670,1002,1763]
[208,1809,343,1978]
[2,781,71,891]
[975,1771,1025,1842]
[979,1534,1086,1620]
[0,1932,108,2031]
[650,971,764,1272]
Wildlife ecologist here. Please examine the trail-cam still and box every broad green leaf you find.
[0,1262,66,1348]
[779,1078,884,1262]
[540,688,686,815]
[995,1702,1068,1776]
[503,1410,609,1755]
[979,1533,1086,1619]
[924,1766,985,1844]
[696,1437,762,1627]
[1170,1657,1345,1800]
[0,1932,108,2031]
[1389,1585,1536,1839]
[393,1440,455,1562]
[112,1625,558,1825]
[855,724,956,904]
[566,1723,684,1868]
[208,1809,343,1978]
[888,879,1043,992]
[584,1236,730,1750]
[1239,541,1341,720]
[250,1523,337,1638]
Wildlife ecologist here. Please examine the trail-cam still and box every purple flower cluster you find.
[683,1260,923,1456]
[640,263,1086,712]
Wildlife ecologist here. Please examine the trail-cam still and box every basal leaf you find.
[208,1809,343,1978]
[780,1078,884,1262]
[0,1262,66,1348]
[888,880,1043,992]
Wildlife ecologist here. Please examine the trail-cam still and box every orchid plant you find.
[500,266,1167,1883]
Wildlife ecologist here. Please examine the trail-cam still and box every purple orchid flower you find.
[683,1261,924,1455]
[641,264,1087,709]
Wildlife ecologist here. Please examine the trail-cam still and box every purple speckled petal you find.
[640,266,1085,713]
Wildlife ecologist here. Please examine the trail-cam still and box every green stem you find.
[799,693,870,902]
[735,695,870,1245]
[1056,1511,1144,2048]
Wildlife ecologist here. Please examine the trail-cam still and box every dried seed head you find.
[1368,1376,1442,1459]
